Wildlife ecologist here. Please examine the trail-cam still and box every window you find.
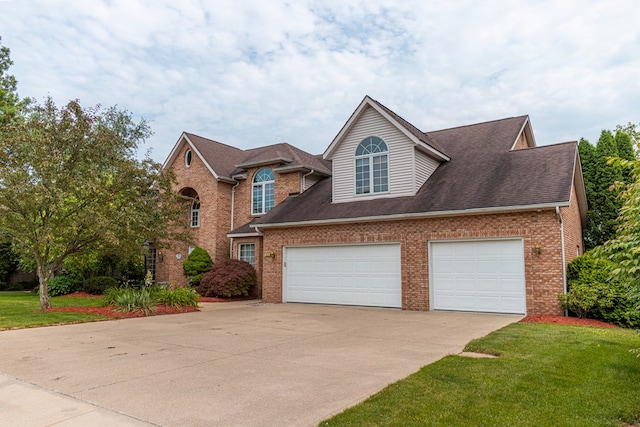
[190,196,200,227]
[355,136,388,194]
[252,168,275,215]
[185,149,193,167]
[239,243,256,266]
[188,246,196,255]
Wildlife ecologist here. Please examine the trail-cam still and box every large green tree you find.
[0,98,188,309]
[0,42,28,124]
[580,129,636,249]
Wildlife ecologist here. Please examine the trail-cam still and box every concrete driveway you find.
[0,301,520,426]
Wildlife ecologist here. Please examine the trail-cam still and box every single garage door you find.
[430,239,525,314]
[284,244,401,308]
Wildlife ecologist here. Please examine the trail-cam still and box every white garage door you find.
[430,239,526,314]
[284,244,401,308]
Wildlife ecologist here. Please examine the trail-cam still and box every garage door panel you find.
[285,244,402,308]
[431,240,525,314]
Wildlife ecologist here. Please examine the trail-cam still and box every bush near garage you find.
[560,251,640,328]
[183,247,213,286]
[196,259,256,298]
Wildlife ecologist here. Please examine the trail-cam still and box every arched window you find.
[252,168,275,215]
[355,136,388,194]
[190,196,200,227]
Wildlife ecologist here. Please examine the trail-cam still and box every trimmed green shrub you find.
[560,251,640,328]
[48,274,81,297]
[83,276,118,295]
[153,287,199,308]
[183,247,213,286]
[196,259,256,298]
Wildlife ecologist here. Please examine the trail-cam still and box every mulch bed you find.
[521,315,620,329]
[52,294,621,327]
[42,292,252,319]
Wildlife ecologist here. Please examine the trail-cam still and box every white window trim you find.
[252,169,275,215]
[355,138,389,196]
[185,149,193,167]
[190,197,200,227]
[238,243,256,266]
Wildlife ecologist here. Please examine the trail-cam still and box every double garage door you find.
[283,239,525,314]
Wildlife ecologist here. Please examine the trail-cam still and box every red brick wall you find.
[561,185,584,263]
[233,237,263,298]
[261,209,570,315]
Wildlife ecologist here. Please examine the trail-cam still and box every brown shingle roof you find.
[183,134,330,180]
[254,116,579,226]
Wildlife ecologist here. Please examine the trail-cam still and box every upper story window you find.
[355,136,388,195]
[185,149,193,167]
[190,196,200,227]
[252,168,275,215]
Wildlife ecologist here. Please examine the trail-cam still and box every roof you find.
[164,133,331,181]
[253,116,584,227]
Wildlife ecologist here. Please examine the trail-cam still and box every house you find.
[157,96,587,315]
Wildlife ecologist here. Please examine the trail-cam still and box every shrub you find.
[153,287,200,308]
[196,259,256,298]
[48,274,81,297]
[560,251,640,328]
[183,247,213,286]
[83,276,118,295]
[104,287,156,315]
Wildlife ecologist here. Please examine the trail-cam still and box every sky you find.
[1,0,639,163]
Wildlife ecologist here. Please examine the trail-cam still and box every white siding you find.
[331,106,417,203]
[302,174,320,192]
[415,149,440,192]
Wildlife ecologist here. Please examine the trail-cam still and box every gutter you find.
[251,201,571,230]
[556,206,568,316]
[301,169,315,193]
[229,181,240,258]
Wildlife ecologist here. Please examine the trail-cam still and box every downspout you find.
[229,181,240,258]
[556,206,568,316]
[301,169,315,193]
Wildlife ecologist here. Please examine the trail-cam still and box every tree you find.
[0,98,189,309]
[0,42,28,124]
[580,129,635,249]
[183,247,213,286]
[598,152,640,311]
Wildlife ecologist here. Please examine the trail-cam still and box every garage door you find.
[430,239,525,314]
[284,244,401,308]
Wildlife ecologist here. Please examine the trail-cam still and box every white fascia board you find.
[227,232,263,238]
[251,202,570,230]
[510,116,537,150]
[323,96,372,159]
[161,132,189,171]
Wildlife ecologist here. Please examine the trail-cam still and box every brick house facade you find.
[158,96,587,315]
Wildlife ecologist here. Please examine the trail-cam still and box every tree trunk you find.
[37,265,53,310]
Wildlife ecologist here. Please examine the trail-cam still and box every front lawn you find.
[321,322,640,427]
[0,291,107,330]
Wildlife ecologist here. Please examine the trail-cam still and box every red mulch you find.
[43,292,251,318]
[521,315,620,329]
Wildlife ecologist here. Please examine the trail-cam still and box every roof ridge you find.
[428,115,528,134]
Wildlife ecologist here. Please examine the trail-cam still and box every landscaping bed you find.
[521,314,620,328]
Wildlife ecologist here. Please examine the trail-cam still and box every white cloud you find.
[1,0,639,161]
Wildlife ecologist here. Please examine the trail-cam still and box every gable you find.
[329,105,442,203]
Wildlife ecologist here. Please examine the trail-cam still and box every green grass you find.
[320,323,640,427]
[0,291,107,330]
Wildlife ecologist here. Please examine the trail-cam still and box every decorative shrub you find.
[560,251,640,328]
[104,287,156,315]
[196,259,256,298]
[153,286,200,308]
[183,247,213,286]
[48,274,81,297]
[82,276,118,295]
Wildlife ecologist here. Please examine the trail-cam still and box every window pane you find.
[355,158,370,194]
[239,243,255,266]
[265,182,275,212]
[252,184,263,214]
[372,154,388,193]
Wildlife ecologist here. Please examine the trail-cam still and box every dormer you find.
[323,96,449,204]
[511,117,537,150]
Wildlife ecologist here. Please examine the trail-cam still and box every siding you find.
[331,106,418,203]
[302,174,319,192]
[415,149,440,192]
